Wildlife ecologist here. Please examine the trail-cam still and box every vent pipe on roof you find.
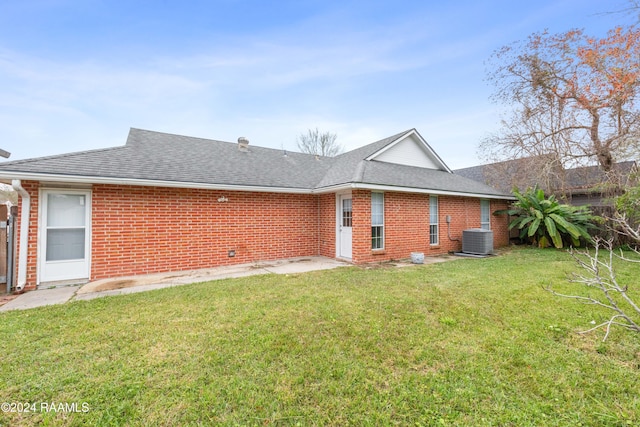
[238,137,249,151]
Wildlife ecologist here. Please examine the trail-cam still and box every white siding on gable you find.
[371,134,441,169]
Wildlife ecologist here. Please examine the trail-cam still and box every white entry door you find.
[40,190,91,283]
[339,195,353,259]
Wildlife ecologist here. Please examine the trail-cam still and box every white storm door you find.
[40,190,91,282]
[339,196,353,259]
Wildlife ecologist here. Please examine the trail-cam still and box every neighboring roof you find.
[455,155,559,194]
[453,164,485,183]
[0,128,513,199]
[564,161,637,191]
[455,157,638,195]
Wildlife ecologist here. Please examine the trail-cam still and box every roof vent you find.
[238,137,249,151]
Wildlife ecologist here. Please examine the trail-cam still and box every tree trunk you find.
[590,110,613,171]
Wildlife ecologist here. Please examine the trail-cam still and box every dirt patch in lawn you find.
[360,254,459,270]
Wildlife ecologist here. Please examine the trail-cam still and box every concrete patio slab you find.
[0,255,465,311]
[0,256,350,311]
[262,256,350,274]
[0,285,81,312]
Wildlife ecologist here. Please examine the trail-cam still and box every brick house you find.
[0,128,513,291]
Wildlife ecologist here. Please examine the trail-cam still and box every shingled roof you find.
[455,157,638,195]
[0,128,512,199]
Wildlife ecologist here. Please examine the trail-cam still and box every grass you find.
[0,248,639,426]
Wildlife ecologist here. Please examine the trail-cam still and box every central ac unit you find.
[462,229,494,255]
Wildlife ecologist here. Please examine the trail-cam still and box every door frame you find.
[335,191,353,260]
[38,188,92,285]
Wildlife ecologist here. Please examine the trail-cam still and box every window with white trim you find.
[480,199,491,230]
[371,192,384,249]
[429,196,438,245]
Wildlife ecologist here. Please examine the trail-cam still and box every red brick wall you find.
[491,199,511,247]
[15,182,511,289]
[16,180,40,290]
[317,193,335,258]
[352,190,511,263]
[351,190,371,263]
[90,185,319,280]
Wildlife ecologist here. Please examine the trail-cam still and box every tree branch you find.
[546,234,640,341]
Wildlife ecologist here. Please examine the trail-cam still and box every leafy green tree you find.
[498,186,597,248]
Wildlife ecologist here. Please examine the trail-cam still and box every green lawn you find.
[0,248,639,426]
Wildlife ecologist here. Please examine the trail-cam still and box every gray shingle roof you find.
[357,161,509,196]
[564,161,637,190]
[0,129,332,189]
[454,156,552,193]
[453,164,486,183]
[315,130,412,188]
[455,157,638,194]
[0,128,511,198]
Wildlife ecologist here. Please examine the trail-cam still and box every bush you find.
[616,183,640,224]
[497,186,597,248]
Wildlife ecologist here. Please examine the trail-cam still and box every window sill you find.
[371,249,386,255]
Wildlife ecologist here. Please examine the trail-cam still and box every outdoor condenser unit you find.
[462,229,494,255]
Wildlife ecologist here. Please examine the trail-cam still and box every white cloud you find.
[1,0,611,163]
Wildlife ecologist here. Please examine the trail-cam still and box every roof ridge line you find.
[128,127,332,159]
[128,127,234,145]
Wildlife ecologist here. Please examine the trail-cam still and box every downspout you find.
[11,180,30,292]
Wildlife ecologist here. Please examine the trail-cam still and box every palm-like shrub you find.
[499,186,597,248]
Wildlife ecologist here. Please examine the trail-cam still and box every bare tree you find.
[607,0,640,24]
[296,128,342,157]
[546,215,640,341]
[481,26,640,196]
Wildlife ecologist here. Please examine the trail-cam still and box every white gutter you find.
[11,180,30,292]
[0,171,313,194]
[1,172,515,200]
[314,182,516,200]
[350,183,516,200]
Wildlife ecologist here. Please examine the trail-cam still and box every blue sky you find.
[0,0,634,168]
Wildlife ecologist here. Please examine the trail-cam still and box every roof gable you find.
[365,129,451,172]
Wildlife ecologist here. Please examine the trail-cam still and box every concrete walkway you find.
[0,256,349,312]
